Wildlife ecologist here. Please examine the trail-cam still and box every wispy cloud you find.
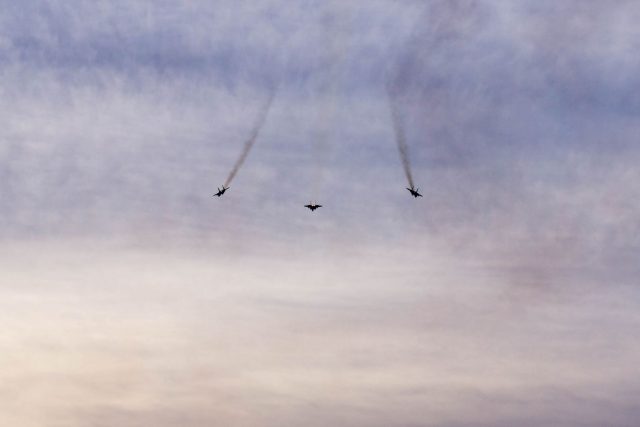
[1,1,639,426]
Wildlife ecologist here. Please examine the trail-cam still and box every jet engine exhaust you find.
[387,90,415,190]
[224,88,276,188]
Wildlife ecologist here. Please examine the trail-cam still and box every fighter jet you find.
[304,203,322,212]
[407,186,423,198]
[213,185,229,197]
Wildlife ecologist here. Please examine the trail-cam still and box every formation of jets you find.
[214,185,421,210]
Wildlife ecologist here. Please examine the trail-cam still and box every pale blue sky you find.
[0,1,639,426]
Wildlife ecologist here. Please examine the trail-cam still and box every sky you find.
[1,1,639,426]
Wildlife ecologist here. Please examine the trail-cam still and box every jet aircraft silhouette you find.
[407,186,422,198]
[213,186,229,197]
[305,203,322,212]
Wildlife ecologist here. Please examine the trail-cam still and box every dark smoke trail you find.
[387,89,415,189]
[224,89,276,187]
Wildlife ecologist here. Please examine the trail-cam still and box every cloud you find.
[1,2,639,426]
[1,241,639,426]
[0,0,637,287]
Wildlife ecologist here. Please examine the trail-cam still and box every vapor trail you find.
[387,89,415,189]
[224,89,276,187]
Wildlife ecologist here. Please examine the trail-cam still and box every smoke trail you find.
[387,88,415,189]
[224,89,276,187]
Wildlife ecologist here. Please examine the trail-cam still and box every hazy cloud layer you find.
[1,241,639,427]
[1,1,639,426]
